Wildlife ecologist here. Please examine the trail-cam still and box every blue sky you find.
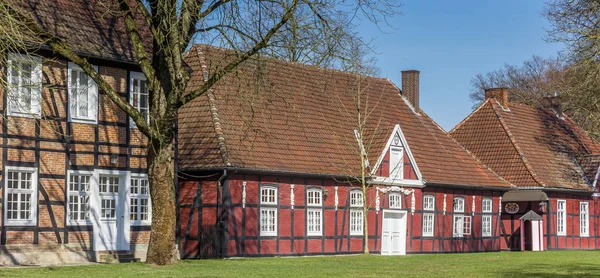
[356,1,563,131]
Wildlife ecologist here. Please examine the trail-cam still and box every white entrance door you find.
[381,210,407,255]
[92,171,130,251]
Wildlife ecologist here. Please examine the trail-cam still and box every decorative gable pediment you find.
[371,124,423,186]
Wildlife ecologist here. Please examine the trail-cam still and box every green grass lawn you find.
[2,251,600,277]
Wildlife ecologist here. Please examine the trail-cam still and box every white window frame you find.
[68,63,98,124]
[260,186,277,236]
[422,195,435,237]
[350,190,364,236]
[580,202,589,237]
[6,53,42,118]
[307,189,323,236]
[482,198,492,237]
[389,147,404,180]
[129,71,149,128]
[4,166,38,226]
[463,215,472,235]
[453,197,466,237]
[130,174,151,226]
[67,170,93,225]
[389,192,402,209]
[557,199,566,236]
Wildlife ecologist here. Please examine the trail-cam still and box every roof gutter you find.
[507,186,593,195]
[424,182,513,192]
[180,166,358,181]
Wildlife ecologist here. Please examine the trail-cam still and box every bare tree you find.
[469,56,567,106]
[0,0,399,265]
[545,0,600,65]
[544,0,600,139]
[469,55,600,139]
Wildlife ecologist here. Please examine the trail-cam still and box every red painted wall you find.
[178,173,506,258]
[499,193,598,251]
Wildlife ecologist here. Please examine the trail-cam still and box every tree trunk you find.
[363,187,369,254]
[146,139,178,265]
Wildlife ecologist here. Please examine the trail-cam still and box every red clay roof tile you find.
[178,45,512,189]
[16,0,152,62]
[450,99,600,191]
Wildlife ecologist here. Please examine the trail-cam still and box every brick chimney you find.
[541,95,563,117]
[401,70,420,111]
[484,88,509,108]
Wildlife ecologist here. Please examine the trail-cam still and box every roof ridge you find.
[195,47,232,167]
[489,99,545,187]
[188,44,390,84]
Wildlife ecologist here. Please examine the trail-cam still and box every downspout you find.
[216,169,229,258]
[216,169,228,224]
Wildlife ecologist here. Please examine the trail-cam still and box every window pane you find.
[79,71,89,117]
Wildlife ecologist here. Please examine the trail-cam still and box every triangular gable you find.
[371,124,423,186]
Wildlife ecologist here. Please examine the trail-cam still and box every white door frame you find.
[91,169,131,251]
[381,209,407,255]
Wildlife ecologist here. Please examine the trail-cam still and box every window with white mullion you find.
[67,173,91,224]
[422,195,435,237]
[453,197,466,237]
[4,168,38,226]
[307,189,323,236]
[68,63,98,123]
[580,202,589,237]
[389,193,402,209]
[482,198,492,237]
[260,186,278,236]
[130,72,150,127]
[557,199,566,236]
[7,53,42,117]
[350,190,363,236]
[131,176,151,225]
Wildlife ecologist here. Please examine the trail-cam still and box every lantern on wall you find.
[538,201,548,213]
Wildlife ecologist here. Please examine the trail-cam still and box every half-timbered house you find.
[0,0,152,265]
[177,45,514,258]
[450,88,600,251]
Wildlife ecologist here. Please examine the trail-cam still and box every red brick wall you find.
[0,56,148,249]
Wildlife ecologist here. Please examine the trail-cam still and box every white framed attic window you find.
[130,71,149,127]
[67,171,92,225]
[6,53,42,118]
[68,63,98,124]
[4,166,38,226]
[389,147,404,180]
[131,174,151,225]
